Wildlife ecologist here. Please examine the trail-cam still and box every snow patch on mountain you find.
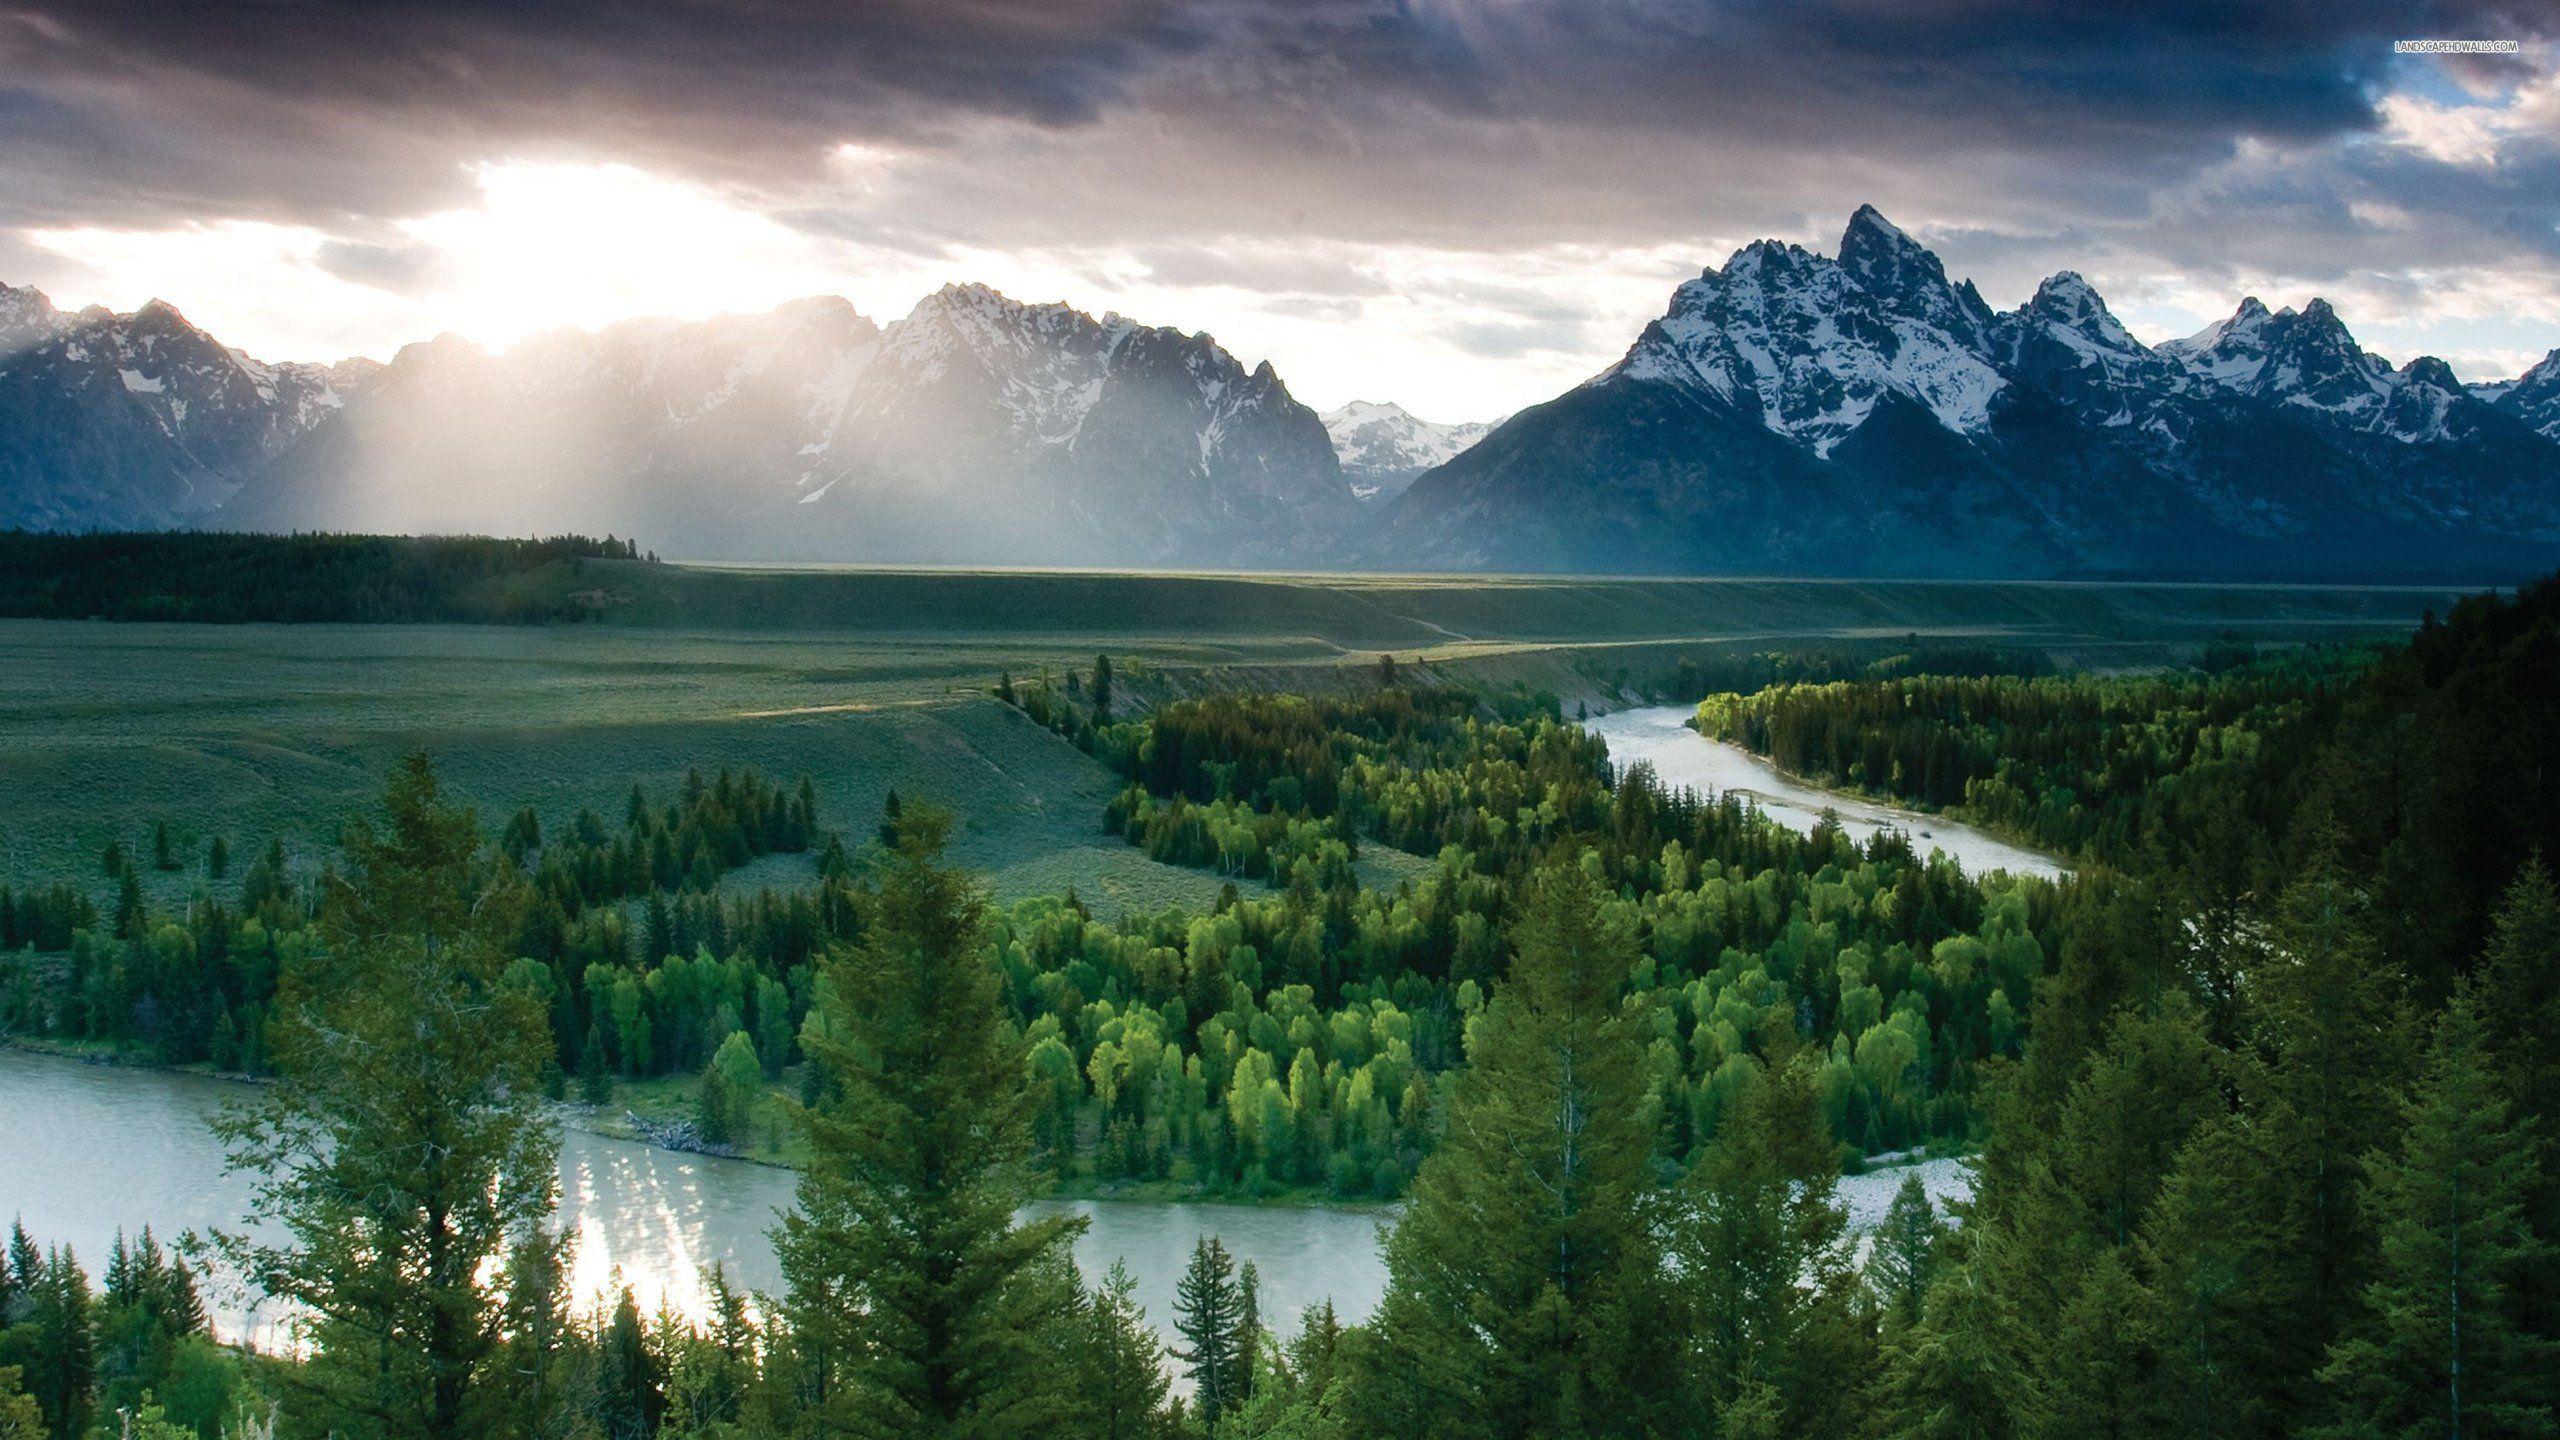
[1324,400,1495,501]
[1607,208,2009,454]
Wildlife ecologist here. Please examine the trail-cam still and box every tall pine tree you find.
[1349,868,1675,1440]
[212,754,556,1440]
[775,808,1084,1440]
[2313,991,2554,1440]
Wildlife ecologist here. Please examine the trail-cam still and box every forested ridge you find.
[0,579,2553,1439]
[0,531,646,624]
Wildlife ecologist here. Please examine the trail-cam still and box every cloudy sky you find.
[3,1,2556,418]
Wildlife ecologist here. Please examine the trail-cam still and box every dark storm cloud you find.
[7,0,2554,232]
[5,0,2559,378]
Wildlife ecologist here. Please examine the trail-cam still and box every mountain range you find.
[5,206,2557,579]
[1369,207,2560,578]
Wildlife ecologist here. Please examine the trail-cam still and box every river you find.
[0,1043,1964,1352]
[0,1046,1390,1349]
[4,718,2004,1353]
[1585,705,2066,882]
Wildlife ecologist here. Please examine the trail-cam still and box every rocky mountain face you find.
[1370,207,2560,579]
[22,283,1351,567]
[1323,401,1494,503]
[0,284,377,531]
[10,218,2559,580]
[2489,348,2560,441]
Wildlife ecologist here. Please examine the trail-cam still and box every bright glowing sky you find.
[5,6,2557,421]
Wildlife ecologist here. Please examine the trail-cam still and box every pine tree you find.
[2247,842,2412,1410]
[493,1229,589,1440]
[2037,1249,2161,1440]
[1072,1261,1167,1440]
[1867,1172,1944,1332]
[205,836,228,881]
[580,1022,614,1105]
[2475,856,2560,1416]
[211,754,557,1440]
[596,1288,664,1440]
[152,821,176,872]
[1091,654,1114,723]
[2313,991,2555,1440]
[775,807,1085,1440]
[16,1245,96,1439]
[1668,1055,1868,1439]
[1174,1238,1245,1421]
[1874,1247,2039,1440]
[2139,1115,2286,1440]
[113,869,145,942]
[1348,867,1675,1440]
[1236,1261,1263,1406]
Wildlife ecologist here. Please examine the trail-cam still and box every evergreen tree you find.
[596,1288,664,1440]
[1236,1261,1263,1406]
[2247,842,2411,1409]
[1071,1261,1167,1440]
[1866,1172,1944,1332]
[2313,991,2554,1440]
[1092,655,1114,724]
[1349,867,1674,1440]
[112,870,145,942]
[1173,1237,1245,1422]
[12,1246,95,1439]
[493,1229,590,1440]
[2475,856,2560,1415]
[1874,1248,2038,1440]
[1667,1055,1868,1439]
[2036,1249,2161,1440]
[775,808,1085,1440]
[878,790,904,849]
[205,836,228,881]
[151,821,176,872]
[212,754,557,1440]
[579,1022,614,1106]
[2139,1115,2287,1440]
[996,670,1016,705]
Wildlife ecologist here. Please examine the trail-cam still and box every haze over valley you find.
[10,207,2559,579]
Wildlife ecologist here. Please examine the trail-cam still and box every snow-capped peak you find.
[1323,400,1495,502]
[1607,205,2007,453]
[2488,346,2560,440]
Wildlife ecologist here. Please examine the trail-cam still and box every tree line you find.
[0,531,648,624]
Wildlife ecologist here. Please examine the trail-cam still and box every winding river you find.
[1,707,1999,1353]
[1586,705,2066,882]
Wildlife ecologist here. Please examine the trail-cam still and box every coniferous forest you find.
[0,576,2554,1440]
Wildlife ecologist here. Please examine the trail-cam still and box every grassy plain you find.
[0,566,2468,904]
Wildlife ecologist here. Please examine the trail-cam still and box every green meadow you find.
[0,566,2466,904]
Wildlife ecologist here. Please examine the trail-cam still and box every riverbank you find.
[1583,704,2068,881]
[1673,704,2088,872]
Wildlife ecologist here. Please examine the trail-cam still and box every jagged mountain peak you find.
[1324,399,1494,504]
[1837,205,1928,280]
[1614,205,2007,452]
[2400,355,2462,391]
[0,282,62,349]
[2489,346,2560,440]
